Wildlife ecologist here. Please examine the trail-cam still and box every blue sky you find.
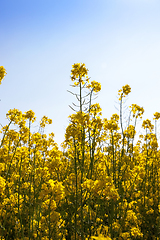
[1,0,160,147]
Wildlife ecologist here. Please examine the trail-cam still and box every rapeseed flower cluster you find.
[71,63,89,85]
[153,112,160,120]
[0,63,160,240]
[87,81,101,93]
[118,84,131,100]
[0,66,6,84]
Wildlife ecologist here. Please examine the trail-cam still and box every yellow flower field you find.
[0,64,160,239]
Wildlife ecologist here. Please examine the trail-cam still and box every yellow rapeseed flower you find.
[40,115,52,128]
[0,176,6,193]
[130,104,144,119]
[118,84,131,100]
[153,112,160,120]
[142,119,154,131]
[23,109,36,122]
[71,63,89,85]
[91,235,112,240]
[124,125,136,139]
[130,227,143,238]
[87,80,101,92]
[0,66,7,84]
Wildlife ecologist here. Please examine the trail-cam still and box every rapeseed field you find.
[0,64,160,239]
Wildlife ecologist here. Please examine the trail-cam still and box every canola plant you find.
[0,64,160,240]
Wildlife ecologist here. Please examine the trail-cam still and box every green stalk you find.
[18,156,25,240]
[79,78,85,239]
[48,198,51,240]
[120,96,124,158]
[28,119,32,240]
[111,130,115,185]
[0,120,12,148]
[73,137,77,240]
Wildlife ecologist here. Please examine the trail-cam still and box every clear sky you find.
[1,0,160,147]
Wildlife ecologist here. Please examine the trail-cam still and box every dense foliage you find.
[0,64,160,239]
